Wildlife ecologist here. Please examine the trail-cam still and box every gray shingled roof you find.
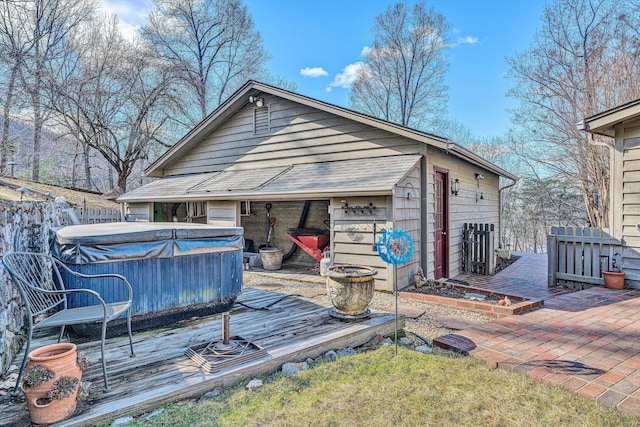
[119,155,421,202]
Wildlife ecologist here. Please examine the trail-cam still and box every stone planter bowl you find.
[325,265,377,319]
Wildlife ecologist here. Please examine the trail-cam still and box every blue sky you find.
[102,0,547,138]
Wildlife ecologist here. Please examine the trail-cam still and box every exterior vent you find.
[253,106,270,134]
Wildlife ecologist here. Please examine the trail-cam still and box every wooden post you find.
[463,223,472,273]
[222,312,230,345]
[547,232,557,287]
[486,224,495,275]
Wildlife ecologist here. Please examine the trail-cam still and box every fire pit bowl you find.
[326,265,377,319]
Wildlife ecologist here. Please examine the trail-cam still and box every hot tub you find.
[50,222,243,332]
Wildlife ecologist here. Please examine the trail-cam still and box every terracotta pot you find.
[603,271,625,290]
[326,265,377,319]
[22,343,82,425]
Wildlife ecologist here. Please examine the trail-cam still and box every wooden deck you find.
[0,288,401,426]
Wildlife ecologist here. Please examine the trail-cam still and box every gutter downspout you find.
[586,132,614,149]
[583,129,614,233]
[498,178,517,249]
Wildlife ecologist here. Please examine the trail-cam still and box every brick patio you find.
[434,252,640,417]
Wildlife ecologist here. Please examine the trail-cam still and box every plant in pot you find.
[603,253,625,290]
[21,343,91,425]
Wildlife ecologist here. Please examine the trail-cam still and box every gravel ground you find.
[243,273,495,344]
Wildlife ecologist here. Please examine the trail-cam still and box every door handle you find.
[442,231,447,236]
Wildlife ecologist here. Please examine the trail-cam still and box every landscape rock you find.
[202,387,223,399]
[415,345,433,354]
[144,408,165,421]
[112,416,134,426]
[305,357,316,366]
[246,379,263,390]
[381,338,394,345]
[324,350,338,362]
[281,362,309,376]
[399,337,413,347]
[381,304,425,319]
[464,293,486,301]
[362,334,384,349]
[436,316,484,331]
[337,347,357,357]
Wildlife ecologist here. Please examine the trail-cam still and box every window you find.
[240,201,251,216]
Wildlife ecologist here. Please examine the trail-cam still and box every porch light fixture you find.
[248,96,264,108]
[451,178,460,196]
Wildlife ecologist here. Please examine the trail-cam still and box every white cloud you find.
[300,67,329,78]
[451,35,484,47]
[326,62,363,92]
[101,0,154,40]
[457,36,479,45]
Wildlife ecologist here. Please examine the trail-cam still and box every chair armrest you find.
[54,259,134,302]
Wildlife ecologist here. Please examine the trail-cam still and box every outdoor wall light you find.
[248,96,264,108]
[451,178,460,196]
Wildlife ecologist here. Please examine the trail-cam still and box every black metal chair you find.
[2,252,135,394]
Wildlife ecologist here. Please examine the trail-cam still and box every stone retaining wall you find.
[0,201,64,376]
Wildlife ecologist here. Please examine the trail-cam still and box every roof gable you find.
[146,80,516,181]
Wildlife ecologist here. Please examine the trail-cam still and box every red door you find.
[434,169,449,279]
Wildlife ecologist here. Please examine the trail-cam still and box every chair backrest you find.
[1,252,66,318]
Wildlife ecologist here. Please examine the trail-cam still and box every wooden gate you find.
[547,226,622,288]
[462,223,495,275]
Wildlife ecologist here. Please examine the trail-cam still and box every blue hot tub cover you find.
[51,222,244,264]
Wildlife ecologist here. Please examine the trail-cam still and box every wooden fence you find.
[71,208,121,224]
[547,226,622,288]
[462,223,495,275]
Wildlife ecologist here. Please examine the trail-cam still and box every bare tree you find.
[349,2,449,131]
[506,0,640,228]
[143,0,269,125]
[12,0,97,181]
[0,1,31,175]
[50,14,176,192]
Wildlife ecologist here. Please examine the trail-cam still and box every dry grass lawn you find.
[125,345,640,427]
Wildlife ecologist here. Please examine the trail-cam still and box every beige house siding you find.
[126,203,152,221]
[619,120,640,287]
[207,201,238,226]
[426,147,500,278]
[330,196,393,291]
[163,95,420,177]
[393,165,421,290]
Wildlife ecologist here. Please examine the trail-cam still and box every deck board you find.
[0,288,401,426]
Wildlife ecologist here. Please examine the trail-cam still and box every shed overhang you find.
[581,99,640,137]
[118,155,422,203]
